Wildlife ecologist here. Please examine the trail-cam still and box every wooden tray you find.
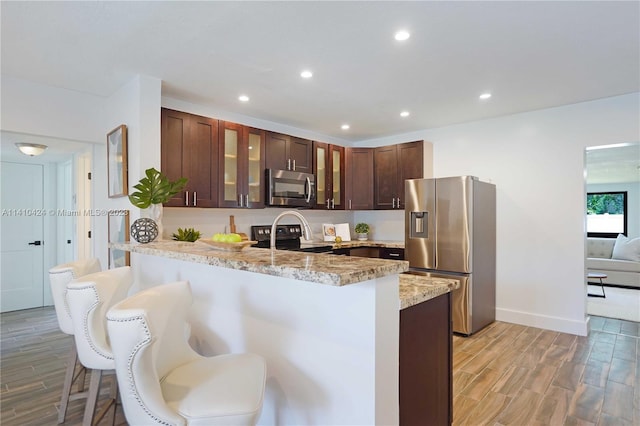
[197,239,257,252]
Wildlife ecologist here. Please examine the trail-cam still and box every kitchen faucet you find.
[270,210,313,249]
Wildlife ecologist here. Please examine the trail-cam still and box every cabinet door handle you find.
[193,192,197,207]
[239,194,244,207]
[388,253,400,257]
[185,191,189,206]
[28,240,42,246]
[331,198,335,209]
[245,194,249,208]
[293,159,296,171]
[349,199,352,210]
[326,199,330,209]
[397,197,401,209]
[287,158,291,170]
[392,198,396,209]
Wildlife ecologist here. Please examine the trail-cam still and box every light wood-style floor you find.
[1,307,638,425]
[453,317,639,425]
[1,307,127,425]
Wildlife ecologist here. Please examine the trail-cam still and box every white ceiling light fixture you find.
[400,111,410,117]
[394,30,410,41]
[238,95,250,102]
[586,143,634,151]
[479,93,492,100]
[341,124,350,130]
[300,70,313,79]
[15,143,48,156]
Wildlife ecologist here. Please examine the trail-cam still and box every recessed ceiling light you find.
[400,111,410,117]
[479,93,492,100]
[238,95,250,102]
[341,124,350,130]
[394,30,410,41]
[300,70,313,79]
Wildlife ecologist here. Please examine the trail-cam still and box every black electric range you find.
[250,225,333,253]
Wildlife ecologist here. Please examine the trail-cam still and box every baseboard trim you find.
[598,283,640,291]
[496,308,588,336]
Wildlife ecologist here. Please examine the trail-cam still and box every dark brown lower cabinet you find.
[399,292,453,425]
[329,246,405,259]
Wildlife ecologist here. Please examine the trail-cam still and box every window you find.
[586,191,627,238]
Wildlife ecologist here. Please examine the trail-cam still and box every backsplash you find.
[163,208,405,242]
[163,208,352,242]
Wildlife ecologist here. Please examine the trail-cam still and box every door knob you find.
[28,240,42,246]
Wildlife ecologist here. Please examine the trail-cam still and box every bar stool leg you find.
[83,369,102,426]
[58,344,77,423]
[58,340,89,423]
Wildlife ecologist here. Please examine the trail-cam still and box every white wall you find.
[1,75,104,142]
[163,207,353,243]
[357,92,640,335]
[94,75,162,267]
[587,181,640,238]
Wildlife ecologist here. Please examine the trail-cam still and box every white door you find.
[1,162,45,312]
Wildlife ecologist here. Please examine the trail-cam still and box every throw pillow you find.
[611,234,640,262]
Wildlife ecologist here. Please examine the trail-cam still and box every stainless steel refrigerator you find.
[405,176,496,335]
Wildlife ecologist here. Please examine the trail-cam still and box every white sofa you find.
[587,237,640,289]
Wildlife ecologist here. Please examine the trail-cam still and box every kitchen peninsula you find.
[112,240,455,425]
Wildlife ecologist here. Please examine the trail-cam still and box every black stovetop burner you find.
[250,225,334,253]
[251,225,303,249]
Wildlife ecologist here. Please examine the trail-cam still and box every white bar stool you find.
[107,281,267,425]
[66,266,133,426]
[48,258,101,423]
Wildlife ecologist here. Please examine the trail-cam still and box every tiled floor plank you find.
[601,381,635,421]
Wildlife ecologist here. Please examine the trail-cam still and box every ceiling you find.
[0,131,94,163]
[1,1,638,181]
[586,142,640,185]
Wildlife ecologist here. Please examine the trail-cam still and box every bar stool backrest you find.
[67,266,133,371]
[107,281,198,425]
[49,258,101,335]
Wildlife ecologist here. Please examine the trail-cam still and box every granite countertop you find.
[111,240,408,287]
[398,273,460,310]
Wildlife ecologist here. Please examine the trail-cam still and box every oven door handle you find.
[304,176,312,203]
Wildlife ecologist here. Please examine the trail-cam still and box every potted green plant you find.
[355,223,370,241]
[129,168,187,239]
[172,227,202,242]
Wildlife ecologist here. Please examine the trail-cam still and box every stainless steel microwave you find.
[266,169,315,207]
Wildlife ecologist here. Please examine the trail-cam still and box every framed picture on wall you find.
[107,124,128,198]
[108,210,130,268]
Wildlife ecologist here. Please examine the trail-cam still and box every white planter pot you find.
[357,233,368,241]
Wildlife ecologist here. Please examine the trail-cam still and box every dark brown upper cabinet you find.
[218,121,266,209]
[374,140,423,209]
[265,132,313,173]
[313,142,345,210]
[345,147,375,210]
[161,108,219,207]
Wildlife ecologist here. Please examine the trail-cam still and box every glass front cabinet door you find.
[219,121,265,208]
[313,142,344,210]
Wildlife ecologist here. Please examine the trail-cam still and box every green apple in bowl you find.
[227,233,242,243]
[212,233,242,243]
